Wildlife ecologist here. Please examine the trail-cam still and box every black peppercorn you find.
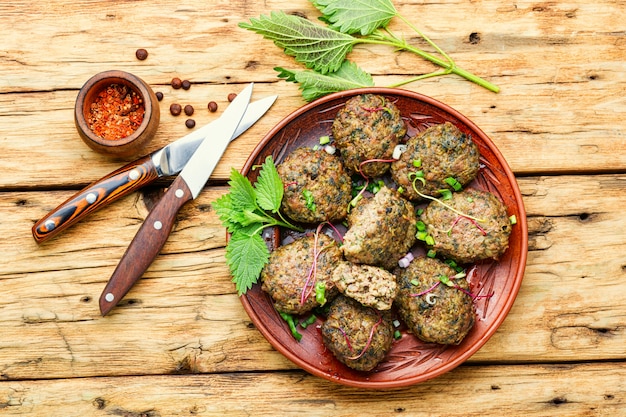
[171,77,182,89]
[185,119,196,129]
[155,92,164,101]
[170,103,182,116]
[184,105,194,116]
[208,101,218,112]
[181,80,191,90]
[135,48,148,60]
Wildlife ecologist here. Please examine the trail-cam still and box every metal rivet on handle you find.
[86,192,97,204]
[44,220,56,231]
[105,293,115,302]
[129,169,140,180]
[154,221,163,230]
[175,189,184,198]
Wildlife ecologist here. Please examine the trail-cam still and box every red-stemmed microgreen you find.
[445,215,488,236]
[299,222,340,305]
[348,158,397,210]
[409,271,493,302]
[344,309,383,360]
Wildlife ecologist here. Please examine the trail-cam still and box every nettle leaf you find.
[239,11,356,74]
[227,168,257,211]
[313,0,397,35]
[254,155,283,213]
[226,228,270,296]
[275,60,374,101]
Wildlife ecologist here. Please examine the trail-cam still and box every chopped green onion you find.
[300,314,317,329]
[416,230,428,241]
[444,177,462,191]
[438,189,453,200]
[393,319,401,328]
[416,220,426,231]
[412,159,422,168]
[410,279,420,286]
[279,312,302,341]
[315,282,327,305]
[509,215,517,225]
[302,189,316,212]
[319,135,330,145]
[416,208,424,216]
[312,144,320,151]
[397,186,404,194]
[439,274,453,287]
[426,249,437,258]
[394,330,402,340]
[425,235,435,246]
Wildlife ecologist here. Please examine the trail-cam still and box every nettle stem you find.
[360,16,500,93]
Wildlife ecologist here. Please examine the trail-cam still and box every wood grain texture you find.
[1,0,626,414]
[0,364,624,416]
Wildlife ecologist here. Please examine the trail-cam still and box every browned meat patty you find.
[420,188,512,264]
[342,186,416,270]
[331,261,397,310]
[395,257,475,345]
[391,122,480,201]
[261,234,342,315]
[332,94,407,178]
[321,295,394,371]
[277,147,352,224]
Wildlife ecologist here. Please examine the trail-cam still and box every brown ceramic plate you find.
[239,88,528,389]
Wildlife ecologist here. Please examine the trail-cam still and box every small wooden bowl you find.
[74,70,160,158]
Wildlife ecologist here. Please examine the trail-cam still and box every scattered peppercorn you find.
[171,77,182,89]
[170,103,182,116]
[181,80,191,90]
[184,104,194,116]
[185,119,196,129]
[135,48,148,60]
[208,101,218,112]
[227,93,237,102]
[155,91,164,101]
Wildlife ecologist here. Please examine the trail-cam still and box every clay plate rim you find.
[238,87,528,389]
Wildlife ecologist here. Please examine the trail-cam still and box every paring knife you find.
[99,83,255,316]
[32,94,277,243]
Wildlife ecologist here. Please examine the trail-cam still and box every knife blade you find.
[99,83,254,316]
[32,94,277,244]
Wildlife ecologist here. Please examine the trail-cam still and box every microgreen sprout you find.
[345,309,383,360]
[445,215,487,236]
[299,222,338,305]
[408,174,485,223]
[348,158,396,210]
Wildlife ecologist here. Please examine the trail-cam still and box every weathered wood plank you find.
[0,363,624,416]
[1,0,625,189]
[1,175,624,379]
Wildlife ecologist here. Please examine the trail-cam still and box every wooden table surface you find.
[2,0,625,415]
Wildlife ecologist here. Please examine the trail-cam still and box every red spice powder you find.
[87,83,145,140]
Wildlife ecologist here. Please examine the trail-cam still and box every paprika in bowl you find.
[75,70,160,158]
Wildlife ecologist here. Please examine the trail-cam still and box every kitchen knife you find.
[99,83,254,316]
[32,94,277,244]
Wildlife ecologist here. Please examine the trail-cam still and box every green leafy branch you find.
[213,156,303,295]
[239,0,499,101]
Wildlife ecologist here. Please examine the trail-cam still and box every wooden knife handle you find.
[32,155,160,243]
[99,175,193,316]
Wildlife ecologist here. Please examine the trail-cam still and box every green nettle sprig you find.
[239,0,499,101]
[213,156,303,295]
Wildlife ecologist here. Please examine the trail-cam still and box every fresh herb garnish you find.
[213,155,303,295]
[240,0,499,101]
[302,189,317,212]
